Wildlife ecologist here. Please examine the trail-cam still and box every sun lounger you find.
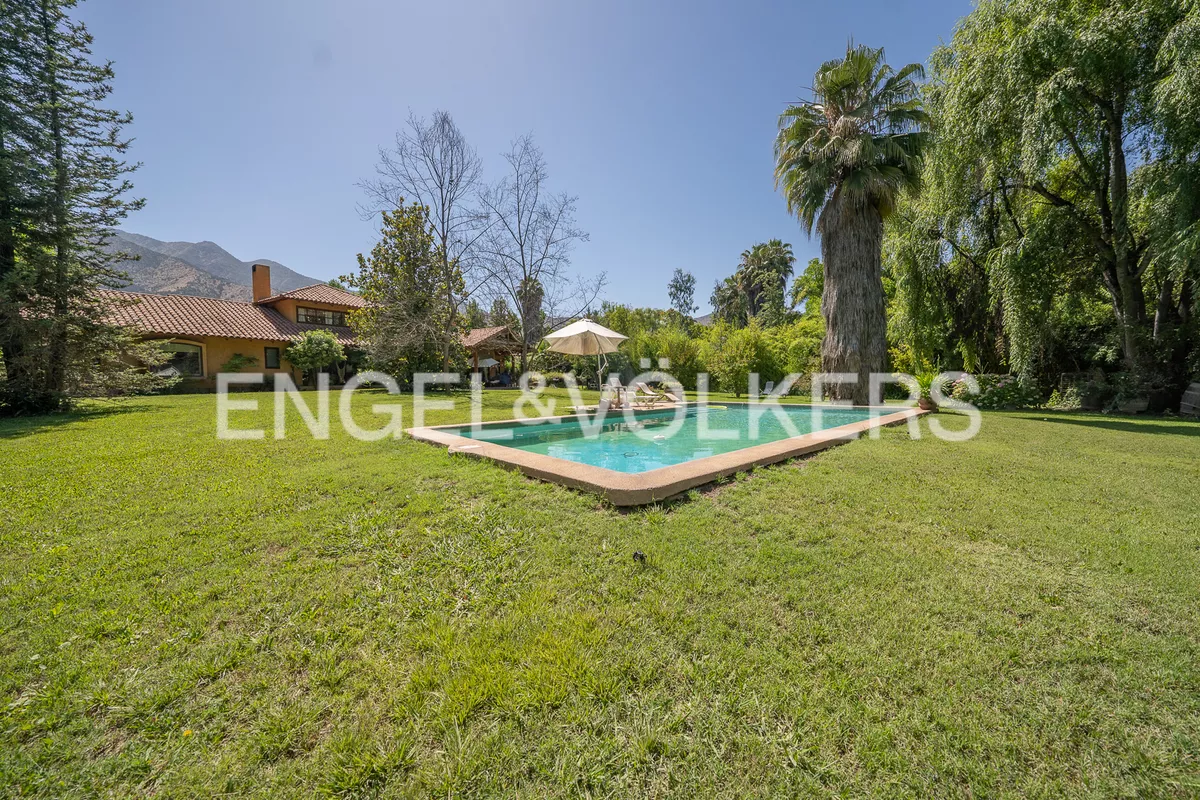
[632,381,668,407]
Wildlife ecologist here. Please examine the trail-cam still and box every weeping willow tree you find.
[775,44,930,404]
[889,0,1200,389]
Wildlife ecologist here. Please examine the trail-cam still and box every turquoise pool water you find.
[444,404,876,474]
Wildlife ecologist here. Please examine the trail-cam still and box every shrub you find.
[1107,369,1174,412]
[651,327,702,389]
[700,321,780,396]
[700,323,759,396]
[952,374,1042,409]
[219,353,260,373]
[765,317,823,382]
[1046,386,1082,410]
[915,370,953,400]
[286,330,345,386]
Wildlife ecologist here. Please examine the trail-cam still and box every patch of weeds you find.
[316,727,414,798]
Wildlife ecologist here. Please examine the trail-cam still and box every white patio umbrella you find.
[543,318,627,388]
[476,357,499,369]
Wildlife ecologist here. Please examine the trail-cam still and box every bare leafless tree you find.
[359,110,487,371]
[477,135,601,370]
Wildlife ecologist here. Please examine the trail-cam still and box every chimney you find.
[252,263,271,302]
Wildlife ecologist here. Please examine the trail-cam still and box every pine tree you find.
[0,0,48,409]
[0,0,162,415]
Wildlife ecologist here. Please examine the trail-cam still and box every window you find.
[297,306,347,327]
[264,347,281,369]
[156,341,203,377]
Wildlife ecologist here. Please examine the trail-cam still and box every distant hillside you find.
[105,231,321,301]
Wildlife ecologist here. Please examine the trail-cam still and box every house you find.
[101,264,366,389]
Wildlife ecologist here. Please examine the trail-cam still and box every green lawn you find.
[2,390,1199,797]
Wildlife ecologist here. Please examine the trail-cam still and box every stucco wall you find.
[156,335,299,391]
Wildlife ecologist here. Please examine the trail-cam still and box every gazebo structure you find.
[460,325,523,384]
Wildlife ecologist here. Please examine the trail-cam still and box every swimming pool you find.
[440,404,877,474]
[409,402,924,505]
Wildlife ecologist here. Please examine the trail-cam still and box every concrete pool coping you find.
[407,402,928,506]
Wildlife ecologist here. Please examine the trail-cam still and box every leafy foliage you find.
[667,268,697,316]
[219,353,260,373]
[914,369,952,401]
[285,330,345,384]
[889,0,1200,397]
[951,374,1042,409]
[710,240,796,327]
[342,202,461,380]
[775,44,929,235]
[537,302,821,392]
[488,297,518,333]
[789,258,824,318]
[460,299,488,329]
[701,322,768,396]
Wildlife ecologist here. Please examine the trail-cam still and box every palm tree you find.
[739,239,795,318]
[711,276,748,327]
[714,239,798,327]
[774,44,929,404]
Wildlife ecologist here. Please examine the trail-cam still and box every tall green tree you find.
[0,0,155,414]
[488,297,518,332]
[924,0,1197,373]
[741,239,795,326]
[341,201,459,381]
[0,2,45,409]
[775,44,929,403]
[667,268,697,316]
[360,111,486,374]
[886,0,1200,390]
[789,258,824,318]
[461,298,488,329]
[517,276,544,352]
[710,275,747,327]
[710,240,796,327]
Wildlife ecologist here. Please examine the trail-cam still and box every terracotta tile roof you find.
[99,289,357,346]
[256,283,368,308]
[460,325,521,350]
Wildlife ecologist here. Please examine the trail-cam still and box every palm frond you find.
[775,43,931,230]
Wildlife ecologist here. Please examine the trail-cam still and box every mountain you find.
[105,231,322,301]
[104,236,251,300]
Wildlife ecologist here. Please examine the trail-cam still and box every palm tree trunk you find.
[818,191,886,405]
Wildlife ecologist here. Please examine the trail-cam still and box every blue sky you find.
[79,0,969,313]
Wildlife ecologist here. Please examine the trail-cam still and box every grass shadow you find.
[1013,411,1200,437]
[0,400,162,440]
